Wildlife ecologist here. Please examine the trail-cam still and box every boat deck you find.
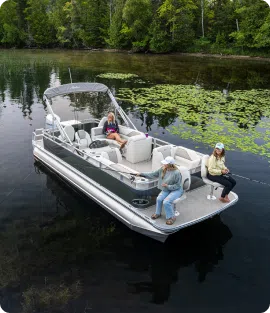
[139,185,238,232]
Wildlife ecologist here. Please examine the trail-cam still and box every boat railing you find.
[38,130,158,190]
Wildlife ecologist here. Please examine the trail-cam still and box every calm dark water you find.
[0,50,270,313]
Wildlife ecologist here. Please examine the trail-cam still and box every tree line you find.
[0,0,269,54]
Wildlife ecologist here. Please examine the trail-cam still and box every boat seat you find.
[58,125,75,142]
[172,146,201,170]
[123,134,152,164]
[152,145,175,171]
[118,125,143,140]
[171,166,191,215]
[101,148,122,163]
[101,148,138,182]
[91,123,143,144]
[75,130,91,148]
[98,116,108,127]
[201,155,223,200]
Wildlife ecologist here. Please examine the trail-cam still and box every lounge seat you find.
[152,144,201,172]
[91,117,143,144]
[201,155,223,200]
[172,146,201,170]
[152,145,175,171]
[123,134,152,164]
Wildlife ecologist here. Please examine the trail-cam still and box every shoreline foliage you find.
[0,0,270,56]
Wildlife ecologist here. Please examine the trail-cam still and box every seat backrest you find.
[118,125,142,137]
[125,134,152,164]
[152,145,174,171]
[91,127,105,141]
[172,146,200,161]
[178,166,191,191]
[98,116,108,127]
[101,148,122,164]
[63,125,75,142]
[75,130,91,148]
[201,155,209,179]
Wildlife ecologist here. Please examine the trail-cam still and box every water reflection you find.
[24,162,232,309]
[126,216,232,304]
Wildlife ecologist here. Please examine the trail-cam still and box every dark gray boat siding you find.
[43,137,159,208]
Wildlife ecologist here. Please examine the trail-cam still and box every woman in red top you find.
[102,112,127,149]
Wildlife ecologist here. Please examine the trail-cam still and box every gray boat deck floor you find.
[139,185,238,232]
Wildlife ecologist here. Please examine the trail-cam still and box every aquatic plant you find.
[96,72,139,80]
[116,84,270,160]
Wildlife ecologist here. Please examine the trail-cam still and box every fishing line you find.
[75,150,270,187]
[230,173,270,187]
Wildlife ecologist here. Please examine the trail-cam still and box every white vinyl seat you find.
[101,148,138,182]
[58,125,75,142]
[201,155,223,200]
[172,166,191,215]
[101,148,122,163]
[172,146,201,170]
[152,145,175,171]
[124,134,152,164]
[98,116,108,127]
[75,129,91,148]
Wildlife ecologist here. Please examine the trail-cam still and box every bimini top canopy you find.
[44,83,109,100]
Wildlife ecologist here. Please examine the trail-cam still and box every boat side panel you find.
[33,146,167,242]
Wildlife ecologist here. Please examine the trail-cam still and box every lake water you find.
[0,50,269,313]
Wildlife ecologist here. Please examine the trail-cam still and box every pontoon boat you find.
[32,83,238,242]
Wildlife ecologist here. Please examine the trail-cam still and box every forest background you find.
[0,0,270,56]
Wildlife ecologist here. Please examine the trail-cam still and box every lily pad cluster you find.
[96,72,139,80]
[116,84,270,160]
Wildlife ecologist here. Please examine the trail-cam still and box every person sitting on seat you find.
[102,112,127,149]
[136,156,183,225]
[207,142,236,203]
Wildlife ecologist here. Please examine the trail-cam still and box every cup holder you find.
[132,199,150,208]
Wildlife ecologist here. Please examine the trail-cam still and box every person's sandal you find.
[166,217,176,225]
[151,213,161,220]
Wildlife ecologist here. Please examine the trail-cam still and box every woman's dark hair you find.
[213,147,225,158]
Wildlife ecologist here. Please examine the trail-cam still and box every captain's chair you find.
[75,129,91,148]
[201,155,223,200]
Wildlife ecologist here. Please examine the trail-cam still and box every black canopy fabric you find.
[44,83,109,99]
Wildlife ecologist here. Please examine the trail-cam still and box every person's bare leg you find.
[107,133,127,146]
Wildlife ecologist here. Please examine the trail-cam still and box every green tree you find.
[158,0,197,51]
[0,0,22,46]
[230,0,268,49]
[24,0,55,47]
[75,0,109,48]
[122,0,152,51]
[107,0,130,48]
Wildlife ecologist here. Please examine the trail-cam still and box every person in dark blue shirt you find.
[102,112,127,149]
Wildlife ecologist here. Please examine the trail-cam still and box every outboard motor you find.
[45,114,60,130]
